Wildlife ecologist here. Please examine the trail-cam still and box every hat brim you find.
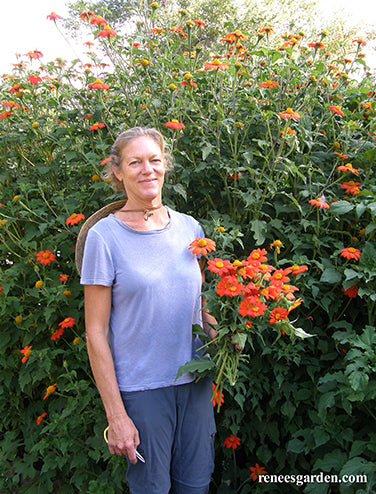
[75,199,126,275]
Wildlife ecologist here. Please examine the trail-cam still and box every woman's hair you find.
[103,127,173,192]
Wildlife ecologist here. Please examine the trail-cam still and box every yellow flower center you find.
[42,252,50,259]
[215,261,224,268]
[197,239,207,247]
[348,247,356,253]
[275,273,282,279]
[211,59,222,65]
[252,306,260,312]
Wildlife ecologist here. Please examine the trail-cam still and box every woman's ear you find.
[112,164,124,184]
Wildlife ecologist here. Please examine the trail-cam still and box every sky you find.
[0,0,375,74]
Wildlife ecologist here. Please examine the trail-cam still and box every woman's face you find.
[114,136,166,204]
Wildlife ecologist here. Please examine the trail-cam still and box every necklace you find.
[120,204,163,221]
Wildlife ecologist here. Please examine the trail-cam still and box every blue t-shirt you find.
[80,207,204,392]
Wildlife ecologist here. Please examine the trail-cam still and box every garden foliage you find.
[0,4,375,493]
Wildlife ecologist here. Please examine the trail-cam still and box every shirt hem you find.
[118,374,195,392]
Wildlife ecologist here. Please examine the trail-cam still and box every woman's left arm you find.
[199,258,218,339]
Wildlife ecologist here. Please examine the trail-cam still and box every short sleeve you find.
[80,228,115,286]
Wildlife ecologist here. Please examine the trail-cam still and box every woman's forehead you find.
[121,136,162,157]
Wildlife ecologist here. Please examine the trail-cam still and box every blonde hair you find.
[103,127,173,192]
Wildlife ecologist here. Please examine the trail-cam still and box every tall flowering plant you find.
[177,237,312,408]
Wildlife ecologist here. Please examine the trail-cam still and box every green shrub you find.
[0,5,375,493]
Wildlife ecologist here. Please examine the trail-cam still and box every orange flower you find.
[204,59,229,71]
[260,26,274,35]
[58,317,76,329]
[66,213,85,225]
[80,11,95,20]
[188,238,216,256]
[259,80,279,89]
[342,284,358,297]
[36,412,47,425]
[308,42,324,49]
[207,258,233,276]
[239,297,267,317]
[289,297,302,312]
[249,463,267,481]
[260,285,280,300]
[59,274,69,282]
[88,79,109,90]
[290,265,308,276]
[223,434,241,449]
[165,120,185,130]
[340,247,361,261]
[216,276,244,297]
[269,306,289,324]
[101,157,110,166]
[337,163,359,175]
[340,181,361,195]
[212,382,224,407]
[47,12,62,20]
[278,108,301,120]
[308,197,330,209]
[28,75,42,84]
[90,122,105,130]
[220,30,248,43]
[51,327,64,340]
[329,105,344,116]
[36,250,56,265]
[25,50,43,60]
[43,383,57,400]
[270,239,283,253]
[20,346,32,363]
[0,102,12,111]
[194,19,205,27]
[334,151,349,159]
[90,15,107,25]
[181,80,198,88]
[247,248,268,264]
[270,268,291,285]
[353,38,366,46]
[97,26,117,37]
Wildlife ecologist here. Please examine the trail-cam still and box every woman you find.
[80,127,217,494]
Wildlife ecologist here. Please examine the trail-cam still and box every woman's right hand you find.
[107,414,140,464]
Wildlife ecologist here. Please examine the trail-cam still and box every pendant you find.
[143,210,154,221]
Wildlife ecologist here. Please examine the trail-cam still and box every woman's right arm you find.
[84,284,139,463]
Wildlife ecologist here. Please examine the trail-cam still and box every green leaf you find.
[318,392,336,416]
[202,144,214,160]
[250,219,267,245]
[320,268,342,284]
[175,357,214,380]
[329,200,354,215]
[314,449,347,472]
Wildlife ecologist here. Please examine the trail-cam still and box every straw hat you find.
[75,199,126,275]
